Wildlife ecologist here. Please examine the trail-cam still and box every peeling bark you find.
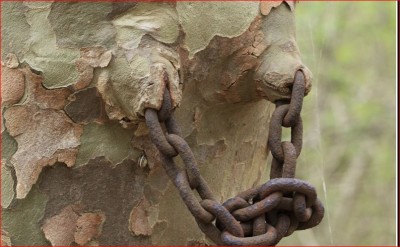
[21,66,72,110]
[2,187,49,245]
[1,161,15,208]
[42,205,81,246]
[75,212,105,245]
[74,46,112,90]
[74,122,135,167]
[1,66,25,107]
[37,158,150,245]
[260,1,284,16]
[65,87,108,124]
[5,104,83,199]
[42,206,105,246]
[2,2,310,245]
[129,196,152,236]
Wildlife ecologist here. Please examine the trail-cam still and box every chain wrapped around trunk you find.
[144,70,324,245]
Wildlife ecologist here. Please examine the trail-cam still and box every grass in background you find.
[279,2,396,245]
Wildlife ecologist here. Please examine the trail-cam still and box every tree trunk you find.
[1,2,311,245]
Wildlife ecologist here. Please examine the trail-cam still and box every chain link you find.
[144,70,324,245]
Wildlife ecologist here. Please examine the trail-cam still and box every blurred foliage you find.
[279,2,396,246]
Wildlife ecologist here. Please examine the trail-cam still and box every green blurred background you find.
[279,2,397,246]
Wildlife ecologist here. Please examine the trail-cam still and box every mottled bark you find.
[1,2,310,245]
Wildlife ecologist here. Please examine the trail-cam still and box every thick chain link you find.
[144,70,324,245]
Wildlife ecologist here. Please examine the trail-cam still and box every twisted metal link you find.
[143,70,324,245]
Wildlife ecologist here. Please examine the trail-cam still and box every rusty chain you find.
[144,70,324,245]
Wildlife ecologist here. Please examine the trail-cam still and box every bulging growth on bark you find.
[1,1,311,245]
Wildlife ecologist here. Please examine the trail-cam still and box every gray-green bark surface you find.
[1,2,310,245]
